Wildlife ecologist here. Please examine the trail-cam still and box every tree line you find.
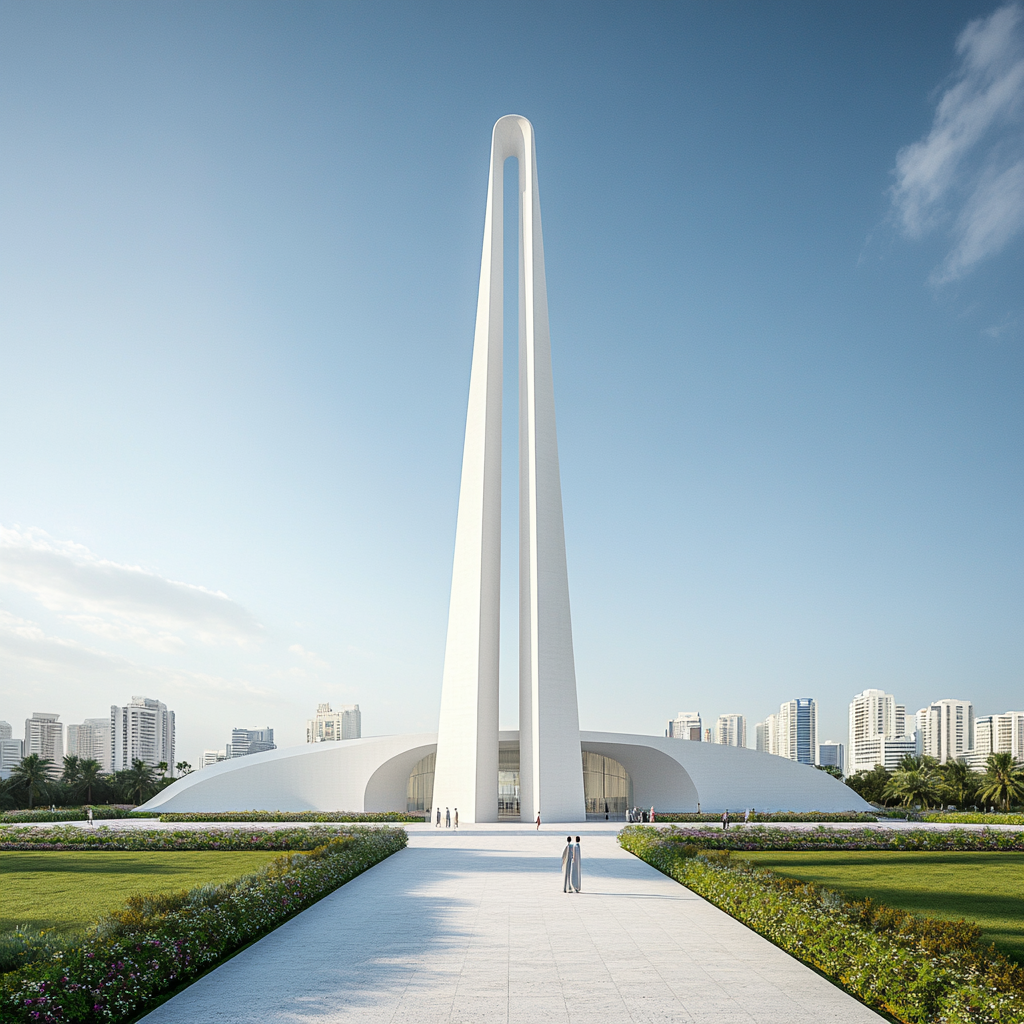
[844,751,1024,811]
[0,754,194,811]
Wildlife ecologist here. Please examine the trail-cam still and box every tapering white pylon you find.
[432,115,585,823]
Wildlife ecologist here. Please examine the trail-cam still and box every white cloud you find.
[890,3,1024,281]
[0,524,262,650]
[289,643,329,669]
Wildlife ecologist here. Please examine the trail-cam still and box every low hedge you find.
[650,811,877,823]
[0,825,353,851]
[620,826,1024,1023]
[0,827,407,1022]
[0,808,154,824]
[156,810,422,823]
[921,812,1024,826]
[645,824,1024,851]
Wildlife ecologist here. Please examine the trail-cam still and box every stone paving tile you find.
[138,826,887,1023]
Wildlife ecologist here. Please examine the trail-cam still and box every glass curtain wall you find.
[582,751,633,820]
[406,752,435,814]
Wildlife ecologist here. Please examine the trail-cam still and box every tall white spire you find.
[432,115,584,823]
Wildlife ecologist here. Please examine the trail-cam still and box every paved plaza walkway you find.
[140,824,885,1024]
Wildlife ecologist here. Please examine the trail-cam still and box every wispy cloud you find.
[0,525,262,651]
[890,2,1024,282]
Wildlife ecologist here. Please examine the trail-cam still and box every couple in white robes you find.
[561,835,582,893]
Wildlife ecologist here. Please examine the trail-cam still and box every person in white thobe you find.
[571,836,582,892]
[562,836,574,892]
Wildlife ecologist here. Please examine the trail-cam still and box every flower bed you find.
[0,807,155,824]
[0,827,407,1022]
[619,826,1024,1023]
[921,812,1024,826]
[643,824,1024,851]
[156,810,422,823]
[650,811,877,823]
[0,825,354,852]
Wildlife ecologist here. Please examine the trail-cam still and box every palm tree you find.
[175,761,193,776]
[123,759,157,806]
[940,758,979,809]
[76,759,103,804]
[977,753,1024,812]
[10,754,54,809]
[884,766,942,810]
[61,754,82,786]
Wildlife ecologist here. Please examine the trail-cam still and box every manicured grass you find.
[740,850,1024,964]
[0,851,281,934]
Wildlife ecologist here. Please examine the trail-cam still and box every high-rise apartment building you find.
[714,714,746,747]
[24,712,63,776]
[777,699,817,765]
[969,711,1024,768]
[817,741,845,773]
[306,703,361,743]
[202,749,228,768]
[916,699,974,764]
[756,713,779,755]
[111,697,175,771]
[0,737,24,778]
[848,689,909,775]
[666,712,702,741]
[0,721,11,740]
[229,727,276,758]
[67,718,112,772]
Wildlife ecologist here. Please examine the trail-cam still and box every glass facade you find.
[582,751,633,820]
[405,744,632,821]
[406,752,435,813]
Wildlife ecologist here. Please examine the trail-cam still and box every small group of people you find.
[720,808,754,830]
[626,806,655,823]
[431,806,459,828]
[561,835,582,892]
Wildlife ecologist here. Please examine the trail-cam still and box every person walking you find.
[650,806,655,823]
[86,806,93,826]
[562,836,574,892]
[454,807,459,829]
[536,811,541,830]
[722,809,729,830]
[743,808,750,824]
[436,807,441,827]
[445,807,451,828]
[571,836,582,892]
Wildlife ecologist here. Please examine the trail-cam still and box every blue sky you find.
[1,1,1021,766]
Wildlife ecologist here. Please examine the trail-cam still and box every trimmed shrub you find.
[642,824,1024,852]
[0,825,357,852]
[0,827,407,1022]
[619,826,1024,1023]
[650,811,877,823]
[921,812,1024,826]
[0,807,153,824]
[157,810,422,823]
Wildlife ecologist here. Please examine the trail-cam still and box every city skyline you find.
[1,2,1022,764]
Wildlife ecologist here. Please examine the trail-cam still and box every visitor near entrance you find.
[454,807,459,829]
[445,806,451,828]
[572,836,582,892]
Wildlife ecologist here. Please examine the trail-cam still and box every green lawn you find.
[740,850,1024,964]
[0,851,281,934]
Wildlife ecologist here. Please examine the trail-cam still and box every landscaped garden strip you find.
[643,823,1024,851]
[0,825,354,851]
[156,810,422,823]
[619,825,1024,1024]
[0,808,156,824]
[649,811,877,823]
[0,827,407,1023]
[921,811,1024,826]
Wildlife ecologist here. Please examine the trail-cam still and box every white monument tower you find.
[432,115,586,823]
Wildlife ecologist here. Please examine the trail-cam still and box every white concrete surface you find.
[433,114,585,824]
[139,729,870,816]
[138,824,885,1023]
